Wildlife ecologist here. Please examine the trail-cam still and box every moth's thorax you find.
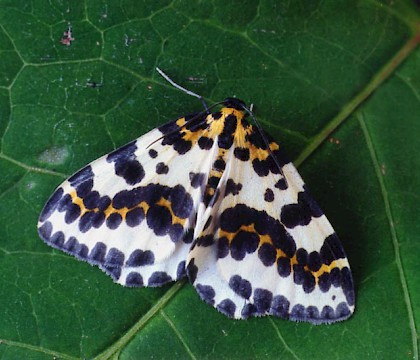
[220,106,246,121]
[205,107,251,147]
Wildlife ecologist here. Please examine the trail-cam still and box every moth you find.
[38,68,354,324]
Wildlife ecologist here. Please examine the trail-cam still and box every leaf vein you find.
[359,112,418,360]
[161,310,197,360]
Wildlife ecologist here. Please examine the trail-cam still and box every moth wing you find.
[38,115,216,287]
[187,142,355,323]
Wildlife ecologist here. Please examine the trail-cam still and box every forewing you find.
[38,114,216,287]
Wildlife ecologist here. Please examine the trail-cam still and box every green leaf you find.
[0,1,419,359]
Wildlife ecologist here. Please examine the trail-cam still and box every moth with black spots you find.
[38,70,355,324]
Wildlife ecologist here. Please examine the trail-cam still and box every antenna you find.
[156,67,209,111]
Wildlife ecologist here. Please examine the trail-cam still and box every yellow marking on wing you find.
[103,201,149,220]
[218,219,348,287]
[221,107,245,120]
[69,190,90,216]
[219,223,287,259]
[217,107,281,162]
[233,120,252,148]
[181,129,203,143]
[69,190,185,226]
[176,117,187,127]
[306,258,349,283]
[156,197,187,226]
[207,116,225,137]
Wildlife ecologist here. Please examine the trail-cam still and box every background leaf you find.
[0,1,419,359]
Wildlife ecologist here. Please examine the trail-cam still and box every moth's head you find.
[222,97,246,111]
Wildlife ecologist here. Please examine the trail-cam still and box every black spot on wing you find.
[126,207,145,227]
[158,118,181,135]
[213,158,226,171]
[62,236,78,252]
[197,234,214,247]
[57,193,72,213]
[148,149,158,158]
[83,191,111,211]
[50,231,65,247]
[189,172,205,188]
[208,175,220,189]
[126,250,154,266]
[65,203,81,224]
[293,248,316,293]
[270,295,290,319]
[75,242,89,258]
[107,141,145,185]
[68,165,94,198]
[38,221,53,241]
[230,230,259,260]
[275,178,288,190]
[320,306,334,320]
[250,144,290,177]
[277,257,291,277]
[336,302,351,319]
[106,213,122,229]
[186,259,198,284]
[105,248,125,267]
[341,267,355,306]
[126,272,144,287]
[212,111,222,120]
[305,306,320,322]
[79,212,95,233]
[39,188,64,222]
[252,157,280,177]
[225,179,242,196]
[83,191,99,210]
[217,237,229,259]
[91,212,106,228]
[320,233,346,265]
[89,242,107,262]
[290,304,305,320]
[258,243,276,266]
[198,136,214,150]
[293,263,316,293]
[217,298,236,318]
[218,114,237,149]
[148,271,172,286]
[229,275,252,299]
[234,147,250,161]
[264,188,274,202]
[241,304,258,318]
[280,186,324,228]
[318,272,332,292]
[246,127,268,149]
[168,185,194,218]
[147,204,172,236]
[182,228,194,244]
[176,261,186,279]
[156,162,169,174]
[307,251,322,271]
[253,288,273,314]
[196,284,216,305]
